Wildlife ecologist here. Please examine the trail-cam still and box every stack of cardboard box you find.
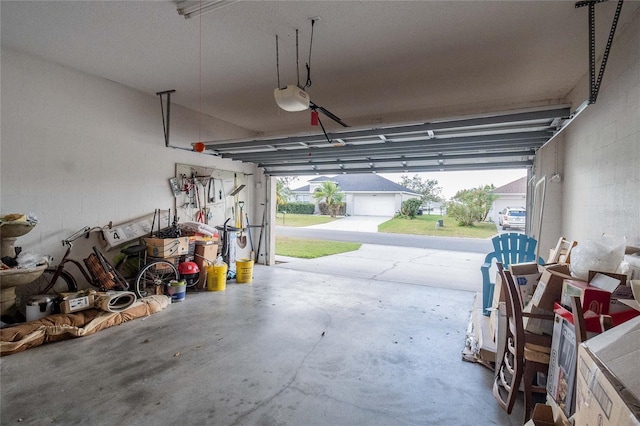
[490,239,640,425]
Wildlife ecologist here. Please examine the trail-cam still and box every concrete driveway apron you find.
[277,215,488,293]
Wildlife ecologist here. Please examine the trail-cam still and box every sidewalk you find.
[305,215,392,233]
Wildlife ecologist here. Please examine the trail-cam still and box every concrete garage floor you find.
[0,249,523,425]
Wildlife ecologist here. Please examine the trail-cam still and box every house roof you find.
[292,184,310,193]
[293,174,418,194]
[493,176,527,194]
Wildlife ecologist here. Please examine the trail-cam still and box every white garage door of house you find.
[352,194,396,216]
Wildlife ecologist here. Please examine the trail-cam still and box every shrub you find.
[397,198,422,218]
[277,202,315,214]
[318,201,345,216]
[318,201,329,215]
[446,185,497,226]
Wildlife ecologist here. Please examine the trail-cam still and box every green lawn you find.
[275,213,337,227]
[276,236,361,259]
[274,213,496,259]
[378,214,497,238]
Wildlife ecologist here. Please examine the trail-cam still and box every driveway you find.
[276,214,491,293]
[276,243,486,293]
[305,215,392,233]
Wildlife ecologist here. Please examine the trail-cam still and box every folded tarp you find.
[95,291,137,312]
[0,295,170,356]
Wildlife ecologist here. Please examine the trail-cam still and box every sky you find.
[287,169,528,200]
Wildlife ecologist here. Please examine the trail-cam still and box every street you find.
[275,225,494,254]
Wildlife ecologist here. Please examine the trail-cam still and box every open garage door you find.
[352,194,396,216]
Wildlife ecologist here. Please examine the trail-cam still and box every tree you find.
[398,175,443,205]
[446,184,497,226]
[276,178,294,209]
[313,181,344,218]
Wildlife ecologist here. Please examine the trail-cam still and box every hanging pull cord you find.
[296,29,301,88]
[304,19,315,90]
[275,34,282,89]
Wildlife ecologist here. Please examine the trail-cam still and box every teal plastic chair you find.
[481,233,545,316]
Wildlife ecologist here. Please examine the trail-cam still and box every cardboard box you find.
[573,316,640,426]
[547,313,578,418]
[531,264,573,311]
[489,271,504,341]
[194,241,219,290]
[511,262,541,306]
[147,255,179,266]
[60,293,95,313]
[562,279,611,315]
[554,303,608,337]
[194,241,218,265]
[625,253,640,280]
[588,271,630,301]
[531,403,555,426]
[523,303,555,335]
[554,302,639,334]
[143,237,189,258]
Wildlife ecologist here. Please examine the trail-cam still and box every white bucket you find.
[26,295,54,322]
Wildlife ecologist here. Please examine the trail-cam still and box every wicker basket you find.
[84,253,119,290]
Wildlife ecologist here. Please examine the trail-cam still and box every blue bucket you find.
[167,280,186,302]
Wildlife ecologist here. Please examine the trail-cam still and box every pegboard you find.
[174,163,249,229]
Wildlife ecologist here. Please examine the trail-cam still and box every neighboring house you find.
[292,174,420,216]
[489,176,527,223]
[421,200,446,216]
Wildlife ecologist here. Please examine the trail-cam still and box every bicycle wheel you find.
[135,261,178,298]
[14,269,78,315]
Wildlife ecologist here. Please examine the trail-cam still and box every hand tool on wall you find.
[237,201,247,248]
[246,213,255,261]
[150,209,158,237]
[202,180,209,225]
[195,182,205,223]
[228,177,246,229]
[234,173,239,228]
[255,203,266,264]
[207,178,215,203]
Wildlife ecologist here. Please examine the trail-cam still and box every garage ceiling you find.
[2,1,636,175]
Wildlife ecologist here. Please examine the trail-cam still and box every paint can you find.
[167,280,186,302]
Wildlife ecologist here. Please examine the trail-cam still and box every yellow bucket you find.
[207,264,227,291]
[235,259,254,284]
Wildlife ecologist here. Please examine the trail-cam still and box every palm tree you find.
[276,179,287,209]
[313,181,344,217]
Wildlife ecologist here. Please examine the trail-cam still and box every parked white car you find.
[498,207,526,230]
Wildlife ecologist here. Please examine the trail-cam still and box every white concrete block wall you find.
[1,48,262,265]
[532,134,565,257]
[536,8,640,249]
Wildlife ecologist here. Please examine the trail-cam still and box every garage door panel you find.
[353,194,395,216]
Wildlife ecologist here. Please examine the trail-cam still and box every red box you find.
[561,279,611,315]
[554,303,640,334]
